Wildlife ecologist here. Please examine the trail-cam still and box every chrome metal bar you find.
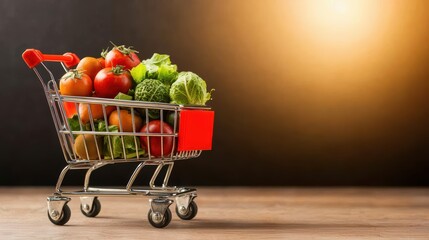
[116,106,128,160]
[126,162,147,191]
[160,109,164,159]
[130,107,140,160]
[87,102,102,161]
[171,109,178,160]
[162,163,174,188]
[83,162,108,191]
[145,108,151,159]
[59,95,181,109]
[55,165,71,193]
[149,164,164,189]
[60,130,177,137]
[102,104,115,160]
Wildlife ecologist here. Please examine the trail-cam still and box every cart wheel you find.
[80,197,101,217]
[47,204,71,225]
[176,201,198,220]
[148,208,172,228]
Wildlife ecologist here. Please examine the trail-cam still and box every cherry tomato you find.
[59,69,93,96]
[105,44,140,70]
[140,120,174,157]
[94,66,132,98]
[76,57,104,80]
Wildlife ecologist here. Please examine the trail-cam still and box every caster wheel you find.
[148,208,172,228]
[176,201,198,220]
[80,197,101,217]
[47,204,71,225]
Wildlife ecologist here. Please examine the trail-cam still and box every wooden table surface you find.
[1,187,429,239]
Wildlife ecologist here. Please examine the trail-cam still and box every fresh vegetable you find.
[94,66,132,98]
[68,115,86,131]
[60,43,213,161]
[109,109,143,132]
[76,57,104,80]
[165,111,176,127]
[105,43,140,70]
[170,72,213,105]
[97,58,105,68]
[157,64,178,86]
[134,79,170,118]
[74,134,103,160]
[140,120,174,157]
[63,102,77,118]
[130,53,178,85]
[130,63,147,84]
[59,69,93,96]
[98,121,144,159]
[78,103,114,124]
[114,92,133,100]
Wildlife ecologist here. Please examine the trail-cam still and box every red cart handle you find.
[22,49,80,69]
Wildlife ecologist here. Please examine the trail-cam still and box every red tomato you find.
[140,120,174,157]
[59,70,93,96]
[94,66,132,98]
[63,102,77,118]
[105,44,140,70]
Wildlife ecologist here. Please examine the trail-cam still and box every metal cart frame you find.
[22,49,214,228]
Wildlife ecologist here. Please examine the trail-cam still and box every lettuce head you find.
[169,72,213,105]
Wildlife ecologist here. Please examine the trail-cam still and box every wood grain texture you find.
[0,187,429,239]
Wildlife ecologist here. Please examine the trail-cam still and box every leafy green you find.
[97,121,144,159]
[158,64,178,86]
[67,115,81,131]
[134,79,170,119]
[148,53,171,65]
[115,92,133,100]
[67,115,91,131]
[130,63,147,84]
[130,53,178,86]
[170,71,213,105]
[143,61,159,79]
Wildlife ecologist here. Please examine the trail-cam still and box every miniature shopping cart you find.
[22,49,215,228]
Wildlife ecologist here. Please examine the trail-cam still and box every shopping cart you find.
[22,49,215,228]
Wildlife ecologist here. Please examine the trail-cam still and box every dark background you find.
[1,0,428,186]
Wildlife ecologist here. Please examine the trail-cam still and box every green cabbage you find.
[134,79,170,118]
[169,72,213,105]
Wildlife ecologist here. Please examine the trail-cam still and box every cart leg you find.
[55,165,71,193]
[83,163,108,191]
[162,163,174,188]
[149,164,164,189]
[149,162,176,190]
[126,162,147,191]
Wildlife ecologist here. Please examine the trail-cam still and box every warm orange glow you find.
[290,0,383,60]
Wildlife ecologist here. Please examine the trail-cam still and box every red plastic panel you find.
[178,110,215,151]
